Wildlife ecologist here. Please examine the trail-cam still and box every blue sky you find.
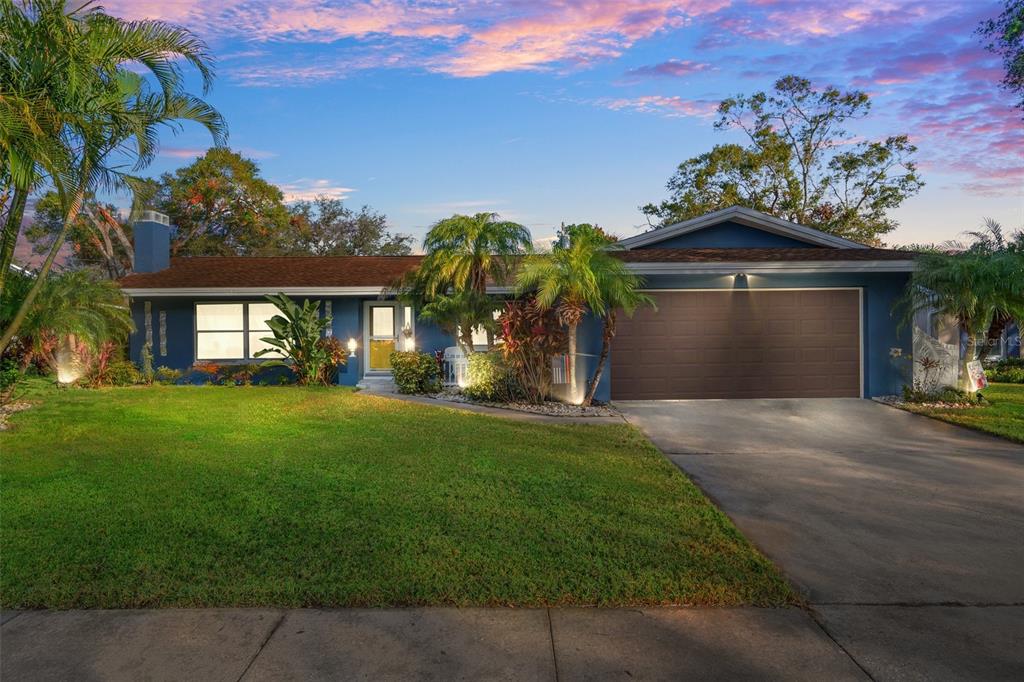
[105,0,1022,248]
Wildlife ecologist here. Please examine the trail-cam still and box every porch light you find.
[347,337,358,358]
[404,336,415,351]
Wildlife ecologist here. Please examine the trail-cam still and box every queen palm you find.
[900,222,1024,392]
[0,0,226,351]
[517,224,652,404]
[410,212,532,353]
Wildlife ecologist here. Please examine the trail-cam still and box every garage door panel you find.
[612,290,861,400]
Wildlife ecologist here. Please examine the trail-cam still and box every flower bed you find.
[432,387,618,417]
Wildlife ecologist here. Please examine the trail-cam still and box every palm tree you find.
[409,212,532,353]
[900,223,1024,392]
[517,224,652,404]
[0,0,226,351]
[12,268,134,382]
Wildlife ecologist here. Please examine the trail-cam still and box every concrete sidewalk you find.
[1,607,867,681]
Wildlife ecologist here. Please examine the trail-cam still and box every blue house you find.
[120,206,917,400]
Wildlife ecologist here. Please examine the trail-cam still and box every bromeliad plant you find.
[254,293,343,386]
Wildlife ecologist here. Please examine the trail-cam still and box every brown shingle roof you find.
[119,248,918,290]
[118,256,423,289]
[615,248,917,262]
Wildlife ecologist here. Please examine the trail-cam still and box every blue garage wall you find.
[635,221,825,249]
[577,271,912,401]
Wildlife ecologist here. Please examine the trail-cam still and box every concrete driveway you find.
[619,398,1024,680]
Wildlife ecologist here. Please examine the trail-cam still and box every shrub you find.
[316,336,348,384]
[0,358,21,404]
[986,366,1024,384]
[498,298,567,403]
[902,385,985,406]
[390,351,440,394]
[98,360,142,387]
[154,366,183,385]
[222,363,261,386]
[463,351,520,402]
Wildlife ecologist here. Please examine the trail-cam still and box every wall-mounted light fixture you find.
[735,272,747,279]
[347,337,358,358]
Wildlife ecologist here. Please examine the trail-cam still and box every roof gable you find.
[618,206,868,250]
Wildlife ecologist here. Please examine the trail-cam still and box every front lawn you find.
[0,383,792,608]
[901,382,1024,444]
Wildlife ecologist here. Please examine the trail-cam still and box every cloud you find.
[598,95,719,118]
[103,1,731,79]
[277,179,358,202]
[159,146,207,159]
[159,146,277,160]
[434,1,729,78]
[407,199,507,215]
[624,59,711,79]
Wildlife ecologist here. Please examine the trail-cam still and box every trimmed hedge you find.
[390,351,440,394]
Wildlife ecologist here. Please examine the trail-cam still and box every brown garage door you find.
[612,289,861,400]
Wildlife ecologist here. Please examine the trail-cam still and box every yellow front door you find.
[368,305,397,370]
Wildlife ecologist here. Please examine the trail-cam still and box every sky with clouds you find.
[103,0,1022,247]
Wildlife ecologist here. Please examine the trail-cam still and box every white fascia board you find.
[617,206,868,250]
[121,285,516,297]
[624,260,917,275]
[121,286,389,297]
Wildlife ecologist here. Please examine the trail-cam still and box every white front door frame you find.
[362,300,415,374]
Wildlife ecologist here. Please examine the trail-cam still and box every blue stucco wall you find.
[131,272,911,400]
[578,271,912,401]
[635,221,824,249]
[129,295,457,385]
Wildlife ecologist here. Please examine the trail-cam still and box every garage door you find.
[612,289,861,400]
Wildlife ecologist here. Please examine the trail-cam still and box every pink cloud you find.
[435,1,730,78]
[599,95,719,118]
[625,59,712,79]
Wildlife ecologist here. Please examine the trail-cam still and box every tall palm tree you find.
[900,229,1024,391]
[0,0,226,351]
[517,224,652,403]
[410,212,532,353]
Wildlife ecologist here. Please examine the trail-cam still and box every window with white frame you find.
[195,302,287,360]
[458,310,501,350]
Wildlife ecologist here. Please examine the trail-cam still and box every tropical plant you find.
[899,226,1024,392]
[0,0,226,352]
[253,293,333,386]
[643,75,923,244]
[402,212,532,353]
[516,224,653,405]
[497,298,566,404]
[8,269,134,382]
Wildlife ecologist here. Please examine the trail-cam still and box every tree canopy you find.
[153,148,291,256]
[980,0,1024,114]
[643,75,924,245]
[286,196,412,256]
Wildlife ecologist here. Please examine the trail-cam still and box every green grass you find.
[0,381,792,609]
[902,382,1024,444]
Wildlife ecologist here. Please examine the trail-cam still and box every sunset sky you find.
[104,0,1022,247]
